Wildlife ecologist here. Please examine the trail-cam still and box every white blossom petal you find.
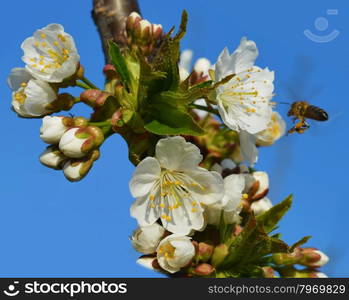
[155,136,202,172]
[129,157,161,198]
[239,130,258,166]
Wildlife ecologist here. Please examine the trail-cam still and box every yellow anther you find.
[31,64,37,68]
[41,42,47,47]
[53,41,59,46]
[191,201,197,206]
[58,34,67,42]
[191,208,197,213]
[166,216,172,222]
[159,203,165,208]
[40,33,46,39]
[14,92,26,104]
[149,194,155,201]
[242,193,249,200]
[161,214,167,219]
[34,42,39,47]
[20,82,27,87]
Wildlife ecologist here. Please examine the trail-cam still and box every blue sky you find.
[0,0,347,277]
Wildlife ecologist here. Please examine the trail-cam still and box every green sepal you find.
[289,236,312,252]
[256,194,293,233]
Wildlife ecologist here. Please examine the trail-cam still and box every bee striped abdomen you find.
[304,105,329,121]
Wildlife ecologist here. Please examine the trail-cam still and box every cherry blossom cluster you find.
[7,11,329,278]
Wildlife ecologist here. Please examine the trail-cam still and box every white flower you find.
[156,234,195,273]
[63,160,83,181]
[40,116,71,144]
[7,67,57,117]
[59,127,87,158]
[239,130,258,166]
[314,272,328,278]
[21,24,79,83]
[39,146,67,169]
[178,50,193,81]
[256,111,286,146]
[311,250,329,267]
[251,197,272,215]
[194,58,211,77]
[62,149,99,182]
[131,223,165,254]
[129,136,224,235]
[136,256,157,271]
[214,37,274,134]
[205,174,245,225]
[244,171,269,195]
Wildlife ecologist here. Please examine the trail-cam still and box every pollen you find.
[58,34,67,42]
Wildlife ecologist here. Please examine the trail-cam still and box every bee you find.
[286,101,328,134]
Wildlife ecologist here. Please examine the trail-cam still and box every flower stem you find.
[190,104,219,115]
[76,81,90,90]
[89,121,111,127]
[80,76,99,90]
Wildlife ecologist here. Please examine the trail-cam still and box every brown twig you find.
[92,0,141,63]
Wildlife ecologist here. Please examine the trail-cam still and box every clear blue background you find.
[0,0,347,277]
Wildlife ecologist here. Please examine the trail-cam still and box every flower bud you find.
[156,234,195,274]
[194,58,211,77]
[211,244,229,267]
[272,248,303,266]
[131,224,165,254]
[280,267,328,278]
[63,149,100,182]
[103,64,117,80]
[40,116,73,144]
[262,266,275,278]
[80,89,111,108]
[152,24,163,40]
[59,126,104,158]
[197,242,214,262]
[299,248,329,268]
[39,146,68,170]
[193,263,215,276]
[251,197,273,215]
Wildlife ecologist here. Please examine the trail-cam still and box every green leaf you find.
[256,194,293,233]
[219,215,290,271]
[290,236,311,252]
[108,41,131,88]
[144,111,204,136]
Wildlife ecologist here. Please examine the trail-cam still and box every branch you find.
[92,0,141,63]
